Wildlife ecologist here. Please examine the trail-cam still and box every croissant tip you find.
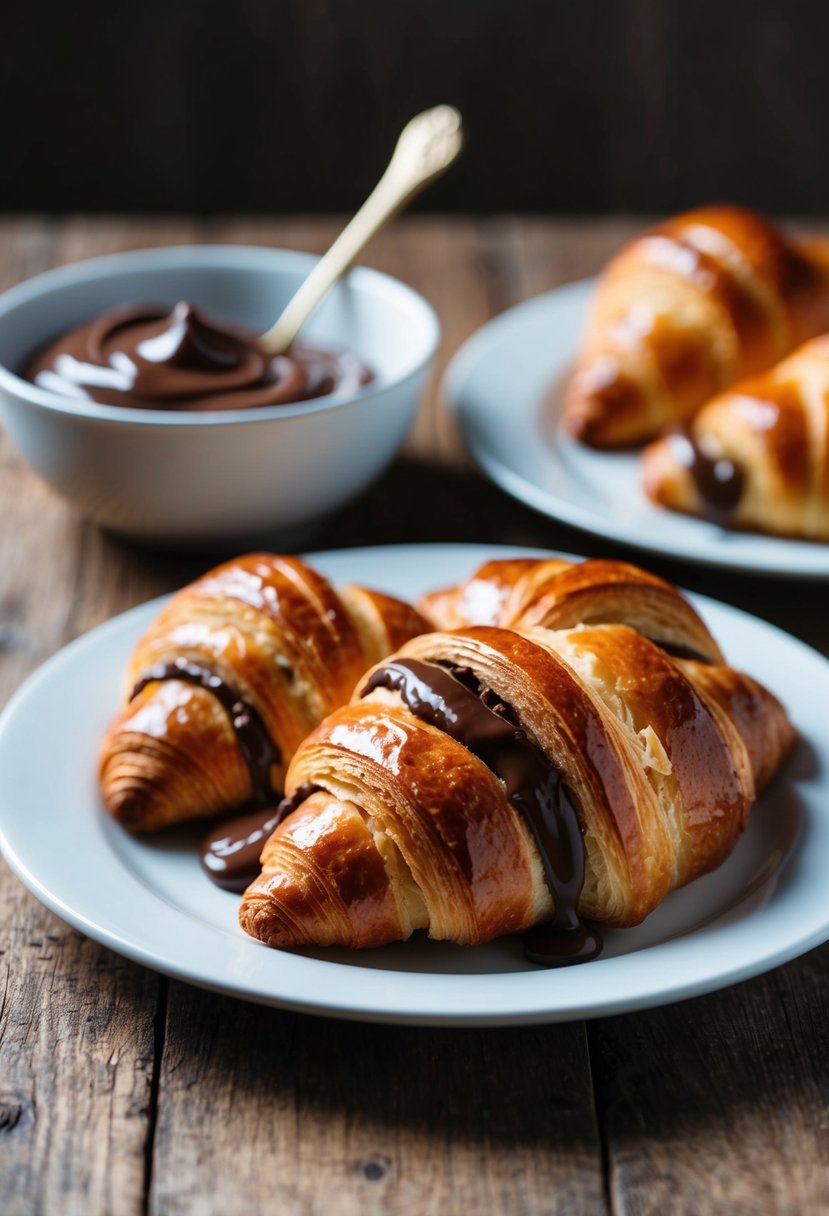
[640,436,668,495]
[640,434,698,513]
[563,380,639,450]
[101,782,162,833]
[238,896,307,951]
[562,384,597,439]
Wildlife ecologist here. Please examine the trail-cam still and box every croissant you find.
[239,622,794,960]
[418,556,724,664]
[641,334,829,540]
[562,205,829,448]
[100,553,428,832]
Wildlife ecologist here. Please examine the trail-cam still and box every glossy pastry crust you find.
[99,553,428,831]
[563,205,829,448]
[642,334,829,540]
[239,621,794,952]
[418,556,724,663]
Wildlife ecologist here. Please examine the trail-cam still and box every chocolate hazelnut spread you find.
[25,301,373,411]
[200,805,285,893]
[199,783,321,893]
[361,657,602,967]
[667,429,745,524]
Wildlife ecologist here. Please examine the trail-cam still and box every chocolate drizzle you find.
[131,661,325,892]
[130,658,280,806]
[199,783,322,892]
[646,638,713,664]
[361,657,602,967]
[199,805,284,893]
[668,429,745,524]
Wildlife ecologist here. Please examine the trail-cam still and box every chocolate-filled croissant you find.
[562,205,829,448]
[418,556,724,664]
[642,334,829,540]
[100,553,428,832]
[239,623,794,959]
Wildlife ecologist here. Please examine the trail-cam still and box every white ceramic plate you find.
[444,279,829,579]
[0,543,827,1026]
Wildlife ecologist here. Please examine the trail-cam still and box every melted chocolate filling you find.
[668,429,745,524]
[647,638,713,664]
[199,783,322,892]
[132,663,322,892]
[130,658,280,806]
[360,657,602,967]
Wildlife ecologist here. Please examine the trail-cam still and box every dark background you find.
[3,0,829,216]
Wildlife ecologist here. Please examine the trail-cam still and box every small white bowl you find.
[0,245,440,544]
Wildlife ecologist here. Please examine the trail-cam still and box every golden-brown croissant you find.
[100,553,428,832]
[418,556,724,664]
[239,622,794,960]
[641,334,829,540]
[562,205,829,448]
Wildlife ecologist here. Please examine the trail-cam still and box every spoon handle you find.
[260,105,464,355]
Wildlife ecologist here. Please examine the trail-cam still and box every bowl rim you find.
[0,244,441,427]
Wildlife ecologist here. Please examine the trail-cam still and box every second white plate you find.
[444,279,829,579]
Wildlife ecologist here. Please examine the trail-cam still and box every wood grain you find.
[150,985,603,1216]
[0,894,159,1216]
[591,949,829,1214]
[0,215,827,1215]
[0,220,167,1216]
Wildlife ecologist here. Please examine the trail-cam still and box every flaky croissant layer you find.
[239,623,795,955]
[100,553,428,831]
[418,555,725,663]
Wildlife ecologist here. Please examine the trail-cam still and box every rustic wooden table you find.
[0,216,826,1215]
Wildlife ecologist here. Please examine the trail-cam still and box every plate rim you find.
[443,279,829,580]
[1,540,827,1026]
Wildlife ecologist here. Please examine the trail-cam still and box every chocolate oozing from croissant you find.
[665,429,746,524]
[199,782,322,892]
[130,658,281,806]
[361,657,602,965]
[200,805,285,892]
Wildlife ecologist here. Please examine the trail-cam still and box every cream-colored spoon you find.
[260,105,464,356]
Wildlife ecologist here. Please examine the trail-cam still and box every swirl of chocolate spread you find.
[24,300,373,411]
